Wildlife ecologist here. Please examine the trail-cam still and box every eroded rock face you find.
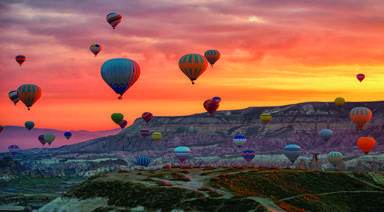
[309,153,322,171]
[0,156,25,175]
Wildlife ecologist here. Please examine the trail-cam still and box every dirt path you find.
[280,190,384,201]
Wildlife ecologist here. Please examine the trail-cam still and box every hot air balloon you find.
[350,107,372,130]
[283,144,302,164]
[260,113,272,124]
[17,84,42,110]
[38,135,46,146]
[101,58,140,99]
[357,137,376,155]
[64,131,72,140]
[319,129,333,142]
[327,152,343,168]
[119,120,127,129]
[0,125,3,133]
[152,132,162,142]
[25,121,35,131]
[140,129,150,138]
[8,91,19,105]
[142,112,153,124]
[233,135,246,148]
[334,97,345,107]
[44,133,55,146]
[106,12,122,29]
[212,96,221,103]
[90,44,102,56]
[136,156,151,167]
[356,73,365,82]
[15,55,26,66]
[8,145,20,157]
[111,113,124,125]
[178,53,208,85]
[242,150,255,162]
[204,50,221,67]
[174,146,191,163]
[203,99,219,115]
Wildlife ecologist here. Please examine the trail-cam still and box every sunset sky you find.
[1,0,384,131]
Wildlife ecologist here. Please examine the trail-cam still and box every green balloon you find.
[111,113,124,124]
[44,133,56,145]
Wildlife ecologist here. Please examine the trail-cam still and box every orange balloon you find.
[17,84,42,110]
[357,137,376,155]
[349,107,372,130]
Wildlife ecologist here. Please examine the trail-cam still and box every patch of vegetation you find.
[13,176,85,186]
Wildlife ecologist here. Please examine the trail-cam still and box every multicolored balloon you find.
[17,84,42,110]
[233,135,246,148]
[319,129,333,142]
[38,135,46,146]
[334,97,345,107]
[101,58,140,99]
[174,146,191,163]
[204,50,221,67]
[142,112,153,124]
[44,133,56,146]
[327,152,343,168]
[178,53,208,85]
[106,12,122,29]
[111,113,124,125]
[119,120,127,129]
[350,107,372,130]
[140,129,150,138]
[136,156,151,167]
[203,99,219,115]
[15,55,26,66]
[8,145,20,157]
[152,132,162,142]
[90,44,102,56]
[283,144,302,164]
[0,125,3,133]
[64,131,72,140]
[25,121,35,131]
[260,113,272,124]
[212,96,221,103]
[8,90,19,105]
[357,137,376,155]
[356,73,365,82]
[242,150,255,162]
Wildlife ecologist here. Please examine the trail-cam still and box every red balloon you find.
[356,73,365,82]
[357,137,375,155]
[203,99,219,115]
[142,112,153,124]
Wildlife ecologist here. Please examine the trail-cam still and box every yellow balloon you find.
[260,113,272,124]
[152,132,162,142]
[334,97,345,107]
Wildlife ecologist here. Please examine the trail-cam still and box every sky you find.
[1,0,384,131]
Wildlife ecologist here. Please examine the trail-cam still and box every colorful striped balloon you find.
[242,150,255,162]
[178,53,208,85]
[101,58,140,99]
[119,120,127,129]
[260,113,272,124]
[15,55,26,66]
[350,107,372,130]
[8,145,20,157]
[106,12,122,29]
[136,156,151,167]
[8,90,19,105]
[90,44,102,56]
[25,121,35,131]
[203,99,219,115]
[174,146,191,163]
[327,152,343,168]
[204,49,221,67]
[142,112,153,124]
[140,129,150,138]
[44,133,56,146]
[233,135,246,148]
[17,84,42,110]
[38,134,46,146]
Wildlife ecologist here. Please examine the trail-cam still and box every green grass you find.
[14,176,85,186]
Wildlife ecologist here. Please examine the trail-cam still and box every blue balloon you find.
[242,150,255,162]
[283,144,302,164]
[212,96,221,103]
[25,121,35,131]
[64,131,72,140]
[136,156,151,167]
[233,135,246,147]
[319,129,333,142]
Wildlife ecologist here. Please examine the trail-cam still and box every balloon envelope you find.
[106,12,122,29]
[350,107,372,130]
[64,131,72,140]
[44,133,56,145]
[25,121,35,131]
[319,129,333,142]
[38,134,46,146]
[17,84,42,110]
[327,152,343,168]
[260,113,272,124]
[16,55,26,66]
[283,144,302,164]
[174,146,191,163]
[357,137,376,155]
[212,96,221,103]
[140,129,150,137]
[8,90,19,105]
[136,156,151,167]
[356,73,365,82]
[119,120,127,129]
[0,125,3,133]
[242,150,255,162]
[90,44,102,56]
[334,97,345,107]
[204,50,221,67]
[203,99,219,115]
[101,58,140,99]
[142,112,153,123]
[152,132,162,142]
[233,135,246,148]
[178,53,208,84]
[8,145,20,156]
[111,113,124,125]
